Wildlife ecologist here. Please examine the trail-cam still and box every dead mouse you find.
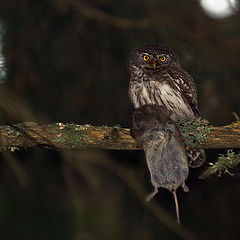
[131,104,189,224]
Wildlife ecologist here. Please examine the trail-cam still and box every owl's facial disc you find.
[128,44,180,73]
[141,53,171,69]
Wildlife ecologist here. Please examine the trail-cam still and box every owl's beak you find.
[151,60,157,69]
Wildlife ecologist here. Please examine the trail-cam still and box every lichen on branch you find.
[0,120,239,152]
[178,118,211,148]
[199,150,240,179]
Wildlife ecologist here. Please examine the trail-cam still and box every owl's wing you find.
[167,68,206,168]
[168,68,199,117]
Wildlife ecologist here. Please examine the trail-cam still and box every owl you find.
[128,43,205,167]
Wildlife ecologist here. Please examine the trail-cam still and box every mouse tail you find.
[172,190,180,224]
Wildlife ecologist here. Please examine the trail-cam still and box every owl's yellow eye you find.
[143,55,150,61]
[159,55,166,62]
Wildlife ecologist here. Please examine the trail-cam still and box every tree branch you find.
[199,150,240,179]
[0,121,240,152]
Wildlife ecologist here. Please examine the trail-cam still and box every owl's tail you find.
[187,149,206,168]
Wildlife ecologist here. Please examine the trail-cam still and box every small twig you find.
[199,150,240,179]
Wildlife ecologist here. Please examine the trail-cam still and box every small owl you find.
[128,43,205,167]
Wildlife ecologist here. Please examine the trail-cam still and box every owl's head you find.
[128,43,180,72]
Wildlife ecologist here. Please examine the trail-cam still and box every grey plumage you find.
[128,43,205,168]
[131,104,189,224]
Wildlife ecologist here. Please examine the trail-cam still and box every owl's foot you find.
[187,149,206,168]
[146,187,159,202]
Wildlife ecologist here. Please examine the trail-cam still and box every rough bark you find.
[0,121,239,152]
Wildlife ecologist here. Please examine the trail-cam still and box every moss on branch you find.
[199,150,240,179]
[0,120,240,152]
[179,118,211,148]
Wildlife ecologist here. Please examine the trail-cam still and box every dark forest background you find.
[0,0,240,239]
